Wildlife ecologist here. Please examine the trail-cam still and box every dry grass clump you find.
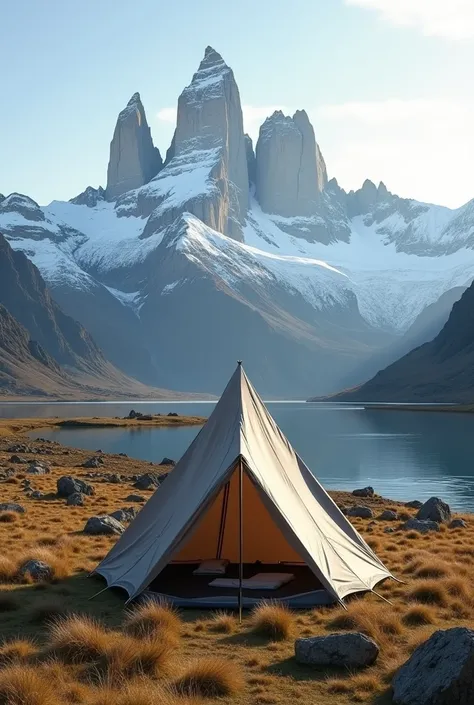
[442,577,470,599]
[0,664,61,705]
[0,639,38,666]
[123,599,181,642]
[208,610,237,634]
[328,600,403,644]
[94,634,172,683]
[0,557,17,583]
[402,604,437,627]
[249,601,294,641]
[48,614,110,663]
[175,657,244,697]
[413,559,451,579]
[0,512,18,523]
[408,580,448,606]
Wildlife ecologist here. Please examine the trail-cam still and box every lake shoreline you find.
[0,414,206,438]
[364,403,474,414]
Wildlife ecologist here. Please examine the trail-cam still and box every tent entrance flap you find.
[172,464,305,565]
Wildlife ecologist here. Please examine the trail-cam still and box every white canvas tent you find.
[94,364,393,608]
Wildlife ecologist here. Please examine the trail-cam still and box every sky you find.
[1,0,474,208]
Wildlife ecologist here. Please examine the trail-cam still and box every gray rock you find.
[160,457,175,467]
[106,93,162,200]
[109,507,139,523]
[83,515,125,536]
[57,476,95,498]
[67,492,85,506]
[82,456,104,469]
[378,510,398,521]
[30,491,44,500]
[295,632,379,668]
[347,506,374,519]
[392,627,474,705]
[27,461,50,475]
[256,110,326,220]
[245,134,256,186]
[0,503,25,514]
[405,500,423,509]
[9,455,27,464]
[125,494,146,503]
[416,496,451,524]
[19,559,52,582]
[352,486,375,498]
[449,518,467,529]
[133,473,160,490]
[384,527,396,534]
[403,518,440,533]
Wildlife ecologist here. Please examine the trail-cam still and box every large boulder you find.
[352,486,374,498]
[133,473,161,491]
[83,515,125,536]
[82,456,104,469]
[19,559,52,582]
[403,518,440,534]
[125,494,146,503]
[295,632,379,668]
[405,500,423,509]
[57,476,95,498]
[416,497,451,524]
[449,518,467,529]
[347,506,374,519]
[378,509,398,521]
[392,628,474,705]
[9,455,28,464]
[160,457,176,466]
[0,503,25,514]
[27,461,50,475]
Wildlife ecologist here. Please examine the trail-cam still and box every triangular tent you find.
[95,364,393,607]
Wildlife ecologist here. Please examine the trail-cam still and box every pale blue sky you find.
[1,0,473,207]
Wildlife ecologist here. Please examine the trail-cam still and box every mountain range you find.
[2,46,474,398]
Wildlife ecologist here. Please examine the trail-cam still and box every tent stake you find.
[239,458,243,624]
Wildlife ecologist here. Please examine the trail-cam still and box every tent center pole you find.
[238,457,243,624]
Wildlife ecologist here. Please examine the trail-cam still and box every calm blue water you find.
[1,400,473,511]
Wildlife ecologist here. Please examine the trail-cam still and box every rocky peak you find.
[255,110,326,217]
[0,193,45,222]
[245,134,256,187]
[347,179,393,217]
[70,186,105,208]
[105,92,163,201]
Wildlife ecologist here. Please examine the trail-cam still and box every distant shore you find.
[364,403,474,414]
[0,415,206,438]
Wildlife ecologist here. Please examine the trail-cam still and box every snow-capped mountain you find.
[2,46,474,397]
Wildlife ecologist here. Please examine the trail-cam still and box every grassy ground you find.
[0,432,471,703]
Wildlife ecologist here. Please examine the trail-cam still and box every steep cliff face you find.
[115,47,249,241]
[255,110,326,217]
[106,93,163,201]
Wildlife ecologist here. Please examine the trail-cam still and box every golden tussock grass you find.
[122,599,181,642]
[208,610,238,634]
[402,604,437,627]
[0,639,38,667]
[175,656,244,697]
[328,600,403,645]
[408,580,448,606]
[47,614,110,663]
[249,601,295,641]
[0,512,18,523]
[0,664,61,705]
[93,634,173,683]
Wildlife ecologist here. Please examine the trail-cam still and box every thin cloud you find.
[345,0,474,39]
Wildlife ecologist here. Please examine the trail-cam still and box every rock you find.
[118,452,128,457]
[70,185,105,207]
[19,559,52,582]
[405,500,423,509]
[347,506,374,519]
[403,518,440,533]
[109,507,139,523]
[27,461,50,475]
[416,497,451,524]
[67,492,85,506]
[128,409,138,419]
[30,491,44,500]
[392,627,474,705]
[384,527,396,534]
[57,476,95,498]
[125,494,146,503]
[82,456,104,469]
[83,515,125,536]
[352,486,374,498]
[378,510,398,521]
[167,412,178,417]
[106,473,122,484]
[0,503,25,514]
[106,93,162,200]
[295,632,379,668]
[8,444,31,453]
[449,518,467,529]
[9,455,27,464]
[133,473,160,491]
[245,133,256,186]
[160,457,175,466]
[256,110,326,220]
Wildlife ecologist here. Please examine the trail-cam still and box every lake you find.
[1,400,473,512]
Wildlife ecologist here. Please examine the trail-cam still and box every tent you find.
[94,363,393,609]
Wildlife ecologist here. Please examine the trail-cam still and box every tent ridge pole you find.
[239,456,243,624]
